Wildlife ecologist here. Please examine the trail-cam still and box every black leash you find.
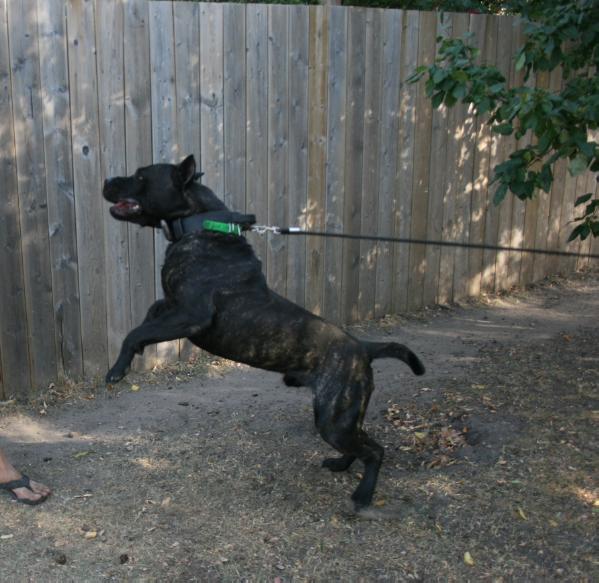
[251,225,599,260]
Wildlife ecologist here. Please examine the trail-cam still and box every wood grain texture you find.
[358,8,383,321]
[38,0,83,380]
[97,0,131,366]
[323,5,347,323]
[341,6,365,323]
[287,5,309,307]
[374,8,402,318]
[0,0,31,397]
[8,0,57,391]
[306,5,329,316]
[393,10,419,313]
[67,0,108,377]
[468,15,496,296]
[407,10,436,310]
[124,0,156,370]
[424,12,452,306]
[245,4,268,265]
[267,5,289,296]
[149,1,179,364]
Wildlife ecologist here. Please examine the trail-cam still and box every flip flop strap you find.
[0,474,31,491]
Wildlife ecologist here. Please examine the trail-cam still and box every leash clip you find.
[251,225,281,236]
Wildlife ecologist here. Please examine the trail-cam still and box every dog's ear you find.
[178,155,196,187]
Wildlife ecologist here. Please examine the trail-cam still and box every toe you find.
[29,479,52,497]
[12,486,46,503]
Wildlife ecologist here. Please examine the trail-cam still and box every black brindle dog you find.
[103,155,425,510]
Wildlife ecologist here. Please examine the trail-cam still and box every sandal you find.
[0,474,49,506]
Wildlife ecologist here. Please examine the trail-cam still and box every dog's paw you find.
[105,368,126,384]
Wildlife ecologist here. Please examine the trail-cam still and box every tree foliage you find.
[408,0,599,241]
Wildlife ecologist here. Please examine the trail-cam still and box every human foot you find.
[0,474,51,505]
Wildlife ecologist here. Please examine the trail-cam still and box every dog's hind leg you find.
[106,301,213,383]
[314,367,384,509]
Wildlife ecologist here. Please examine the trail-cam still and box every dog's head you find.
[103,155,218,227]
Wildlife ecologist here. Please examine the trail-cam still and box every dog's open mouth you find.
[110,199,142,220]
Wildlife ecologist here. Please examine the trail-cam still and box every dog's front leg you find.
[106,301,212,383]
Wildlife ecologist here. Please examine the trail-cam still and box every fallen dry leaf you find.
[130,384,141,392]
[464,551,475,566]
[517,507,528,521]
[373,499,386,507]
[73,451,93,459]
[84,531,97,540]
[1,534,14,540]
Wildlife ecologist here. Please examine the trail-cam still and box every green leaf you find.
[433,68,448,84]
[569,154,589,176]
[432,91,444,108]
[493,183,509,205]
[515,52,526,71]
[452,83,468,100]
[567,223,591,242]
[493,123,513,136]
[575,192,593,206]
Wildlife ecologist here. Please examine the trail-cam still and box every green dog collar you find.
[202,220,242,236]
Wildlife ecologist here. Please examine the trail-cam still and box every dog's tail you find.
[364,341,425,376]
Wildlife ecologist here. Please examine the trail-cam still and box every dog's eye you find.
[136,175,144,182]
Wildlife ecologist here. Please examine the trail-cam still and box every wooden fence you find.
[0,0,597,399]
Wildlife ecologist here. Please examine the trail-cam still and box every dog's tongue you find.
[112,199,141,215]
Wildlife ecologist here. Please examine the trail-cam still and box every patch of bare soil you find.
[1,271,598,582]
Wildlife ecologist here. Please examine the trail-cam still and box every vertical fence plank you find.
[374,8,402,318]
[470,15,497,294]
[506,19,528,289]
[518,70,541,285]
[124,0,156,370]
[287,5,309,307]
[306,5,329,316]
[149,1,179,364]
[452,13,478,302]
[407,10,436,310]
[97,0,131,366]
[246,4,268,265]
[0,0,31,397]
[67,0,108,377]
[358,8,383,320]
[267,5,289,296]
[175,1,201,168]
[393,9,419,313]
[493,17,517,291]
[424,12,452,306]
[200,2,224,198]
[223,3,246,212]
[8,0,57,392]
[439,13,471,305]
[38,0,83,381]
[468,15,495,296]
[174,0,201,363]
[341,6,365,322]
[323,4,347,323]
[545,68,567,275]
[530,71,552,282]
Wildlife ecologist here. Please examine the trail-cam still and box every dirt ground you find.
[1,270,598,582]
